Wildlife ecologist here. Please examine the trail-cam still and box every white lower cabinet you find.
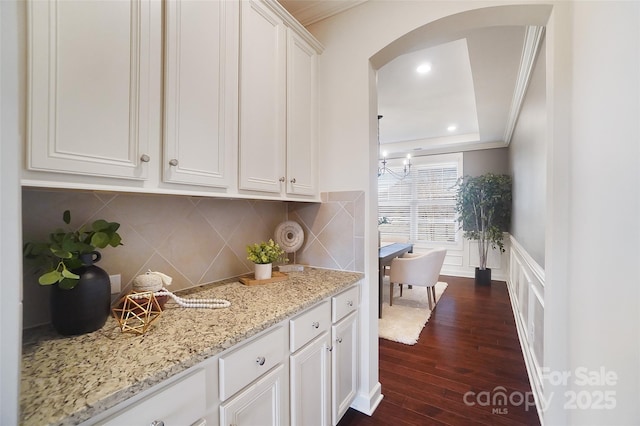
[289,286,360,426]
[220,364,288,426]
[290,333,331,426]
[289,301,331,426]
[87,283,360,426]
[331,311,358,426]
[98,369,207,426]
[330,285,360,425]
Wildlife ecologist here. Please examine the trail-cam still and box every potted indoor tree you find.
[246,239,286,280]
[23,210,123,335]
[455,173,512,285]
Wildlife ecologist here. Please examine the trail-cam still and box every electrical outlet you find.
[109,274,121,294]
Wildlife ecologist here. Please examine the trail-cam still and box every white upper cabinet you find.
[26,0,322,201]
[238,0,287,194]
[163,0,238,188]
[286,29,318,196]
[27,0,154,180]
[238,0,322,199]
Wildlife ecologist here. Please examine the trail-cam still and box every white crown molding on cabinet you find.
[267,0,324,53]
[503,25,545,145]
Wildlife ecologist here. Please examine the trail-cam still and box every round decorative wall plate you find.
[274,220,304,253]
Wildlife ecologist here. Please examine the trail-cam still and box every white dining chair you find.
[388,248,447,309]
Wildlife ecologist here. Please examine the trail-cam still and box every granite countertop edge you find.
[21,268,364,425]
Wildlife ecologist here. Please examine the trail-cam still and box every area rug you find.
[378,281,448,345]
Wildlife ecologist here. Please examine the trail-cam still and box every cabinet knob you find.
[290,178,296,184]
[347,300,353,307]
[328,346,333,352]
[169,159,179,167]
[336,337,343,344]
[312,321,319,329]
[150,421,164,426]
[256,356,266,366]
[279,177,286,183]
[140,154,151,163]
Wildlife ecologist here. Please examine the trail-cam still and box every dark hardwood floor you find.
[339,275,540,426]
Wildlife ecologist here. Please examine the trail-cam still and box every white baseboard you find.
[350,381,383,416]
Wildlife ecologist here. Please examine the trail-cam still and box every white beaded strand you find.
[129,288,231,309]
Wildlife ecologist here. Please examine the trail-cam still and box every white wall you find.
[0,0,23,423]
[309,1,552,417]
[563,2,639,424]
[310,1,640,424]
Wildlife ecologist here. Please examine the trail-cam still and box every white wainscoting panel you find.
[431,234,510,281]
[508,235,545,421]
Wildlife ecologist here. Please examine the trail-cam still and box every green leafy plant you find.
[455,173,512,270]
[23,210,123,289]
[246,239,286,264]
[378,216,391,226]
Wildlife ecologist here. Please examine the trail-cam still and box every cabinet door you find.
[163,0,238,188]
[238,0,286,194]
[290,332,331,426]
[332,311,358,426]
[286,29,317,197]
[27,0,154,179]
[220,364,288,426]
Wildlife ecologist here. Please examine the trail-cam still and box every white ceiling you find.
[278,0,367,26]
[278,0,541,158]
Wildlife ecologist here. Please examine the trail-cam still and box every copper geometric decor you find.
[112,291,163,335]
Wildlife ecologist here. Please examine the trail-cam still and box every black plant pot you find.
[50,252,111,336]
[475,267,492,286]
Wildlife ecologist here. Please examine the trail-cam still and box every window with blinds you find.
[378,153,462,245]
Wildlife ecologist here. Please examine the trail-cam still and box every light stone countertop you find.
[20,268,363,426]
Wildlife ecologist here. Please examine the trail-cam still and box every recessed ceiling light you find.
[416,63,431,74]
[447,125,457,132]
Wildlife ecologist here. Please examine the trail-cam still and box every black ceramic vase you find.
[50,251,111,336]
[475,267,492,286]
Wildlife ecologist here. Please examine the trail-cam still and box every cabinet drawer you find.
[290,301,330,353]
[219,325,287,401]
[332,286,359,323]
[100,369,206,426]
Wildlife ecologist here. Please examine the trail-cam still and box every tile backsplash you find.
[21,188,364,329]
[288,191,365,272]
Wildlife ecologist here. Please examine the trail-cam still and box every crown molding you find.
[503,25,545,145]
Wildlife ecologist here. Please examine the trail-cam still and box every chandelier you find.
[377,115,412,179]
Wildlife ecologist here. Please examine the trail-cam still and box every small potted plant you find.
[23,210,123,335]
[455,173,512,285]
[246,239,286,280]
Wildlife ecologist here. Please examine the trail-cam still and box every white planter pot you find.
[254,263,272,280]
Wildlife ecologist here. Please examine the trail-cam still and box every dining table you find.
[378,242,413,318]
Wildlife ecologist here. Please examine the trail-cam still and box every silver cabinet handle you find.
[312,321,319,329]
[169,159,179,167]
[150,421,164,426]
[336,337,343,344]
[327,346,333,352]
[256,356,266,366]
[290,178,296,183]
[347,300,353,307]
[279,177,285,182]
[140,154,150,163]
